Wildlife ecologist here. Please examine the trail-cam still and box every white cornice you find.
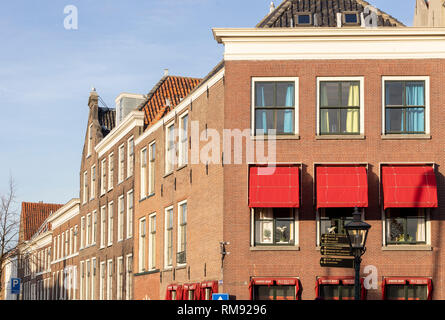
[95,110,145,158]
[47,198,80,229]
[212,27,445,60]
[135,67,225,146]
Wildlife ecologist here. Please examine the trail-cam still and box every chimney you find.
[269,1,275,14]
[164,69,169,77]
[115,93,145,127]
[88,87,98,109]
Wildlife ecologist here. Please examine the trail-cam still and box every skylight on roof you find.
[296,13,312,26]
[343,12,360,25]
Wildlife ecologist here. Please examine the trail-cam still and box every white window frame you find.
[164,206,174,269]
[83,171,88,204]
[100,205,106,248]
[118,143,125,184]
[381,208,431,247]
[92,210,97,245]
[108,152,114,191]
[251,77,300,137]
[74,225,78,253]
[148,141,156,196]
[165,122,175,174]
[139,217,146,272]
[140,147,147,199]
[177,201,187,266]
[178,112,189,167]
[80,217,85,249]
[118,195,125,242]
[101,158,107,196]
[148,212,156,271]
[107,259,113,300]
[90,165,96,200]
[117,256,124,300]
[381,76,430,135]
[86,213,91,247]
[316,76,365,136]
[127,136,134,178]
[80,261,84,300]
[108,201,114,246]
[125,254,133,300]
[91,257,96,300]
[126,189,134,239]
[250,208,300,248]
[99,261,106,300]
[87,123,93,157]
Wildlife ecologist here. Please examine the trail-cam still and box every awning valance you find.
[382,166,438,209]
[249,165,299,208]
[316,166,368,208]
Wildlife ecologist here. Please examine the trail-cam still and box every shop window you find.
[319,208,357,242]
[316,278,366,300]
[383,278,431,300]
[250,278,299,300]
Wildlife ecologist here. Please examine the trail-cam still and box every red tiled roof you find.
[19,202,63,241]
[140,75,201,128]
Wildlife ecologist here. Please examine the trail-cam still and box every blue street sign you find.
[11,278,20,294]
[212,293,229,300]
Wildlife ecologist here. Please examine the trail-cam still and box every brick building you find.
[130,0,445,300]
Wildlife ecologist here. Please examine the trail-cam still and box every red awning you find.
[382,166,438,209]
[249,166,299,208]
[316,166,368,208]
[382,277,432,300]
[315,277,366,300]
[251,278,274,286]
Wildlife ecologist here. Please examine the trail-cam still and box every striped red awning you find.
[249,166,299,208]
[382,166,438,209]
[316,166,368,208]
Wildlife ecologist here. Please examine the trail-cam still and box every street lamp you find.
[344,207,371,300]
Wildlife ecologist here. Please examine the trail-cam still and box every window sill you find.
[135,269,160,277]
[139,193,155,203]
[176,264,187,270]
[162,267,173,272]
[177,164,188,172]
[382,245,432,251]
[251,135,300,141]
[316,135,365,140]
[381,134,431,140]
[250,246,300,251]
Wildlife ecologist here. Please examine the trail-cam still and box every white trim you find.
[212,28,445,61]
[118,143,125,184]
[251,77,299,137]
[165,121,175,174]
[135,67,225,146]
[140,147,148,200]
[148,212,156,271]
[127,135,135,178]
[178,111,189,167]
[148,141,156,196]
[51,252,80,265]
[164,206,174,269]
[108,152,114,192]
[118,194,125,242]
[381,76,430,135]
[138,217,147,273]
[177,200,187,267]
[126,189,134,239]
[108,201,114,246]
[316,77,365,135]
[95,110,144,158]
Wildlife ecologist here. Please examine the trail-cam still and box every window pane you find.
[405,108,425,133]
[344,13,358,24]
[319,285,338,300]
[255,286,274,300]
[255,109,274,134]
[407,216,426,243]
[255,83,274,107]
[405,82,425,106]
[255,220,273,244]
[320,109,339,134]
[298,14,310,24]
[385,108,403,133]
[386,285,406,300]
[386,82,404,106]
[276,83,294,107]
[320,82,339,107]
[341,82,360,107]
[340,108,359,134]
[275,220,292,244]
[276,109,294,134]
[275,286,295,300]
[407,285,427,300]
[340,285,354,300]
[386,217,405,243]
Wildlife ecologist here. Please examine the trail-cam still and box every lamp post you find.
[344,207,371,300]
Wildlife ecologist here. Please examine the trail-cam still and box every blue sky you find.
[0,0,415,208]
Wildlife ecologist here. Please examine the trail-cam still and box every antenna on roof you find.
[98,95,110,109]
[269,1,275,14]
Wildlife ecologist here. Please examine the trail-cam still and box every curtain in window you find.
[284,85,294,133]
[417,216,426,242]
[405,108,424,132]
[346,84,359,133]
[256,86,265,107]
[406,83,424,106]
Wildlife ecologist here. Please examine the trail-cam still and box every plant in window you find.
[263,229,271,242]
[276,226,288,243]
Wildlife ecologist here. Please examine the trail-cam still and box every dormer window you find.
[296,13,312,26]
[343,12,360,25]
